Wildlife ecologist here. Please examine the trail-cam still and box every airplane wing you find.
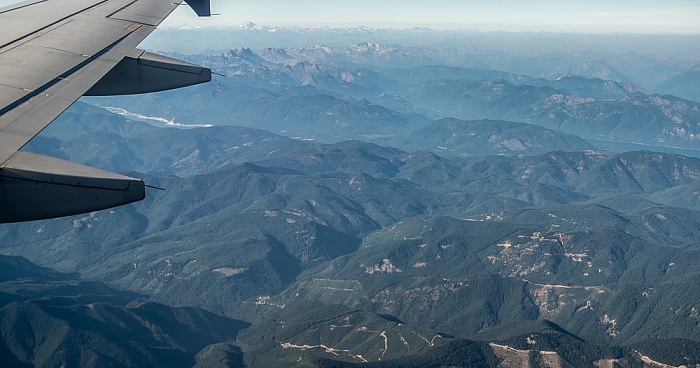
[0,0,213,223]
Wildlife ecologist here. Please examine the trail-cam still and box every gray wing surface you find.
[0,0,212,223]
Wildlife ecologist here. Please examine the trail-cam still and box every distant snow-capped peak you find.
[236,21,279,32]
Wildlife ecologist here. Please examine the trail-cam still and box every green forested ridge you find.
[0,255,249,367]
[4,105,700,365]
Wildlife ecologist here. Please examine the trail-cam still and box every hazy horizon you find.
[162,0,700,34]
[1,0,699,34]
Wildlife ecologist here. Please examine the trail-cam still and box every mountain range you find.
[84,45,700,155]
[2,28,700,367]
[142,26,700,90]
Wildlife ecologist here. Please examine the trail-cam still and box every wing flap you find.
[0,85,25,113]
[0,43,88,91]
[0,38,136,162]
[23,18,133,58]
[0,152,145,223]
[108,0,180,26]
[0,0,106,48]
[0,17,134,103]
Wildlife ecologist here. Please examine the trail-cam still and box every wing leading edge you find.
[0,0,212,223]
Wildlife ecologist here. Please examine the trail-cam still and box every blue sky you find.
[1,0,699,33]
